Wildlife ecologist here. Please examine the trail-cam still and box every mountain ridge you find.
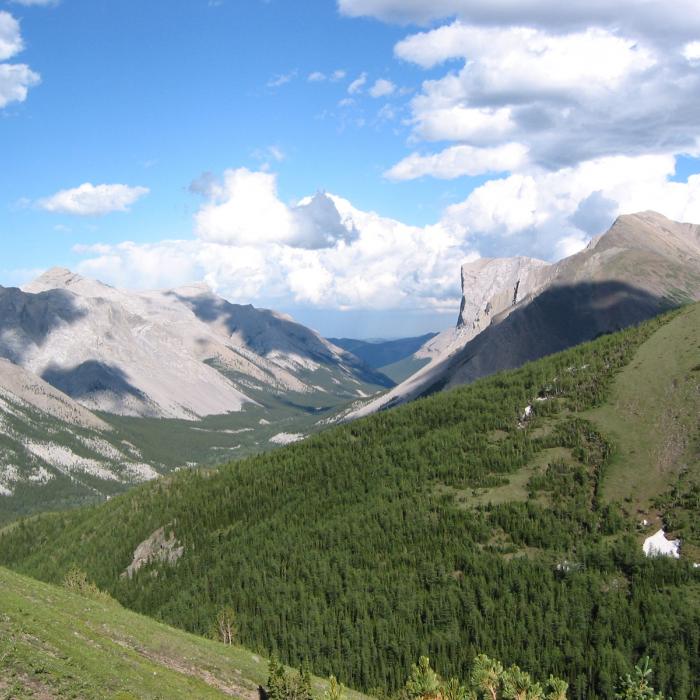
[347,211,700,418]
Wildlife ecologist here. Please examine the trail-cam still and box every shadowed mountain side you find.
[420,281,673,397]
[171,292,394,388]
[0,286,87,364]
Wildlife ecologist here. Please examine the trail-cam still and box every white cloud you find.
[368,10,700,186]
[385,143,528,180]
[73,169,473,312]
[72,156,700,314]
[192,168,357,250]
[0,11,40,108]
[369,78,396,98]
[397,25,656,95]
[0,63,39,107]
[683,40,700,63]
[308,69,347,83]
[0,12,22,61]
[412,106,515,144]
[441,154,700,258]
[348,72,367,94]
[38,183,150,216]
[267,70,296,88]
[338,0,700,40]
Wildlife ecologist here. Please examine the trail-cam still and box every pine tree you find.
[406,657,441,700]
[616,658,665,700]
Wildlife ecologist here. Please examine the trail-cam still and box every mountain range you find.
[0,269,393,519]
[1,210,699,520]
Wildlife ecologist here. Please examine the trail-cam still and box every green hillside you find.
[1,305,699,699]
[0,565,367,700]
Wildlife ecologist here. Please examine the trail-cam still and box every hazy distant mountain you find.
[0,268,390,421]
[328,333,438,382]
[348,211,700,417]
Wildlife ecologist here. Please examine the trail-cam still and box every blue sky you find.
[2,0,700,337]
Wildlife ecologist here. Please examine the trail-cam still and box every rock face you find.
[122,526,185,579]
[0,269,390,420]
[348,211,700,418]
[458,257,551,332]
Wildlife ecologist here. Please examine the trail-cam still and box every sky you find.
[1,0,700,338]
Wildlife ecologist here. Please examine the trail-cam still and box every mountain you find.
[0,356,163,520]
[347,211,700,417]
[328,332,438,382]
[0,566,369,700]
[2,305,697,698]
[0,269,393,521]
[7,268,391,420]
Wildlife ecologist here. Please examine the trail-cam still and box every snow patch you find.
[643,529,680,558]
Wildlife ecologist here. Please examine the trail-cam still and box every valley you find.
[2,303,698,699]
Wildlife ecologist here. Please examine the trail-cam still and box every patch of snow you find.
[643,529,680,558]
[269,432,305,445]
[258,418,271,425]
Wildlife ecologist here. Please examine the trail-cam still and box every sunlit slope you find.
[589,302,700,555]
[1,306,699,699]
[0,566,366,700]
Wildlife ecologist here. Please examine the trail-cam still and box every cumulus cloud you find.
[71,153,700,314]
[369,78,396,98]
[0,11,40,108]
[0,12,23,60]
[441,154,700,259]
[385,143,528,180]
[38,183,150,216]
[72,169,473,312]
[338,0,700,39]
[192,168,357,250]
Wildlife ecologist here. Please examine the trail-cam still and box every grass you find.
[0,567,368,700]
[587,303,700,514]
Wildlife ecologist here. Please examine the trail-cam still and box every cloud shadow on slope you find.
[0,287,89,364]
[41,361,146,401]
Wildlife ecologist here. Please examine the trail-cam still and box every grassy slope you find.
[588,303,700,553]
[0,566,366,700]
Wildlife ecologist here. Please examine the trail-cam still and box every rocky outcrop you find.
[122,526,185,579]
